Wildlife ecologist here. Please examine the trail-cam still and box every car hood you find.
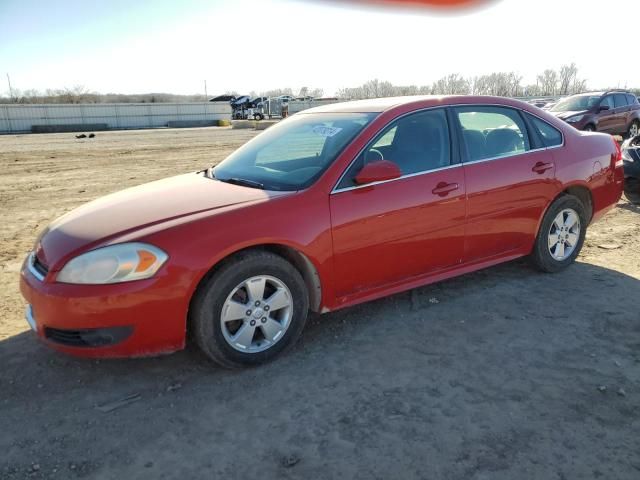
[551,110,587,120]
[36,172,283,270]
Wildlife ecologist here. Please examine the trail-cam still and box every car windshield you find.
[550,95,601,112]
[213,112,376,191]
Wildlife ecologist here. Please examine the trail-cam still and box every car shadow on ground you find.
[2,260,640,479]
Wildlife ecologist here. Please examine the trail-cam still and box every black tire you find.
[190,251,309,368]
[584,124,596,132]
[624,177,640,205]
[254,113,265,121]
[530,195,587,273]
[627,120,640,139]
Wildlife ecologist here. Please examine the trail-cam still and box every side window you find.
[526,113,563,147]
[454,106,530,162]
[627,94,639,105]
[336,109,451,189]
[614,94,628,108]
[601,96,615,109]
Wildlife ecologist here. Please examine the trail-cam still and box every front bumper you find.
[20,256,188,358]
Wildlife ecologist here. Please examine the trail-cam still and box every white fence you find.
[0,102,232,133]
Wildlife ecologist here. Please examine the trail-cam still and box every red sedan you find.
[20,96,623,367]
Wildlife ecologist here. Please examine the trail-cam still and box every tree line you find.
[1,64,637,104]
[337,64,595,99]
[0,85,211,104]
[0,85,326,104]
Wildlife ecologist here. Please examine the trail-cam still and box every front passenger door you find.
[612,93,630,134]
[598,95,617,132]
[329,108,465,299]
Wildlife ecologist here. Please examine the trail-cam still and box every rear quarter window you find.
[526,114,563,148]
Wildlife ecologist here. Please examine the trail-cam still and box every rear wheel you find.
[584,124,596,132]
[191,251,309,368]
[531,195,587,273]
[628,120,639,139]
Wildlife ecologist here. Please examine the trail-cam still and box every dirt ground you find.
[1,127,639,479]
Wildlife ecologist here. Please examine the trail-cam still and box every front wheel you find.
[584,124,596,132]
[191,251,309,368]
[530,195,587,273]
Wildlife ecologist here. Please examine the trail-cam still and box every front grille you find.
[33,255,49,278]
[44,326,133,348]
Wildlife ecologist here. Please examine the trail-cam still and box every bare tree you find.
[537,69,559,96]
[431,74,470,95]
[263,87,294,97]
[296,87,323,98]
[558,63,578,95]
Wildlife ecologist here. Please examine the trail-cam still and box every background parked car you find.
[549,90,640,137]
[622,134,640,204]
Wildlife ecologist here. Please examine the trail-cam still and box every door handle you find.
[532,162,554,174]
[432,182,459,196]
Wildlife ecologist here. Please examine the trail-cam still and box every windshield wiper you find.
[222,177,265,189]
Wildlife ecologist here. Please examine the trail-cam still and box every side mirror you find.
[355,160,402,185]
[599,104,610,112]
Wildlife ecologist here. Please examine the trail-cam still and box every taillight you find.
[612,136,623,168]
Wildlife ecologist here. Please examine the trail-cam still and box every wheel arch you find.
[189,243,323,315]
[562,184,594,223]
[534,183,594,241]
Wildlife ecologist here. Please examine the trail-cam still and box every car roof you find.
[301,95,441,113]
[570,92,605,97]
[300,95,532,114]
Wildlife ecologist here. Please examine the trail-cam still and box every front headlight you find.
[57,243,168,284]
[566,115,584,123]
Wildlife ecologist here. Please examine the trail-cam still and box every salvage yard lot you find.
[1,127,639,479]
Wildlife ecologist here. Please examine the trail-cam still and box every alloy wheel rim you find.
[631,123,639,138]
[220,275,293,353]
[548,208,580,261]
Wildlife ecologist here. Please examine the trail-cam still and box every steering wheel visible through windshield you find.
[213,112,376,191]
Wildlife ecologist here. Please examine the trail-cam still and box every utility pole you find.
[6,73,14,102]
[204,80,208,101]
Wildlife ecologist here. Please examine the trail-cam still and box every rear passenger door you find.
[453,106,559,263]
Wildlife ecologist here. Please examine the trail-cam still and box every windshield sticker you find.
[311,125,343,138]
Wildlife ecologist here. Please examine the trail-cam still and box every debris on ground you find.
[282,455,300,468]
[597,243,622,250]
[166,382,182,392]
[597,385,607,393]
[75,134,86,139]
[96,394,142,413]
[617,388,627,397]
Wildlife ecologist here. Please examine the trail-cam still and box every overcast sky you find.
[0,0,637,96]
